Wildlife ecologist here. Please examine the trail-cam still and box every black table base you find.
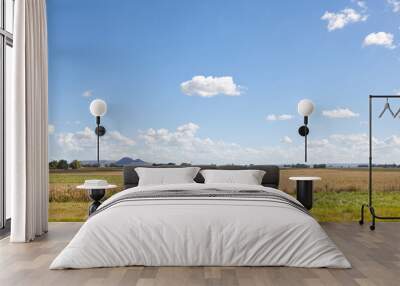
[296,181,313,210]
[88,189,106,215]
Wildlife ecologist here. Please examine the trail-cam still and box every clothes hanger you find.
[394,105,400,118]
[378,98,395,118]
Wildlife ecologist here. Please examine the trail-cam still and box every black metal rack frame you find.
[359,95,400,230]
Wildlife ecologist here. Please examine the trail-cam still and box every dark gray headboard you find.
[123,165,280,189]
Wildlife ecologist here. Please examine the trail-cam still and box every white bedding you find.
[50,183,351,269]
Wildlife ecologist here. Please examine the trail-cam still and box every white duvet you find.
[50,183,351,269]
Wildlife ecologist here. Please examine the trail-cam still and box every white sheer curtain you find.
[9,0,49,242]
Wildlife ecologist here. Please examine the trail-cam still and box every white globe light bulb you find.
[90,99,107,117]
[297,99,314,116]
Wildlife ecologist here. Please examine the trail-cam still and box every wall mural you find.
[46,0,400,222]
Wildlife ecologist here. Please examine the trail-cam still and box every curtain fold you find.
[9,0,48,242]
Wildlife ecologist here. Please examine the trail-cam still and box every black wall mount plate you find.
[298,125,309,137]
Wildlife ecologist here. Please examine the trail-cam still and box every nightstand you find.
[77,180,117,215]
[289,177,321,210]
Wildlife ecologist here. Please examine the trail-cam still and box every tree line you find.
[282,164,327,168]
[49,160,81,170]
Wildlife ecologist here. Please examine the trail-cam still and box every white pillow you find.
[136,167,200,186]
[200,169,266,185]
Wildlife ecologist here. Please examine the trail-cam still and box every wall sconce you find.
[297,99,315,162]
[90,99,107,167]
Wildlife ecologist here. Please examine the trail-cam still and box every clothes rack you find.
[359,95,400,230]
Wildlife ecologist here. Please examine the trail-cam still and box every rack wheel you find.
[370,225,375,231]
[359,220,364,225]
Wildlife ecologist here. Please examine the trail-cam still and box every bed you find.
[50,165,350,269]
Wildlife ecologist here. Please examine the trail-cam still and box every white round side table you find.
[77,180,117,215]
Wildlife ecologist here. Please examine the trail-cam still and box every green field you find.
[49,168,400,222]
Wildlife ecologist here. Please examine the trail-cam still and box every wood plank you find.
[0,222,399,286]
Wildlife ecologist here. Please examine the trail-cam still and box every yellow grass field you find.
[49,168,400,222]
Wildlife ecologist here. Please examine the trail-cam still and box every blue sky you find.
[47,0,400,164]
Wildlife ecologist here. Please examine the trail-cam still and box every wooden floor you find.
[0,222,399,286]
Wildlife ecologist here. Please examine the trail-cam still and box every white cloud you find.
[57,127,95,152]
[138,123,300,164]
[138,124,400,164]
[140,123,199,145]
[308,139,330,148]
[321,8,368,31]
[355,1,367,10]
[387,0,400,12]
[180,75,242,97]
[50,122,400,164]
[363,32,395,49]
[48,124,55,135]
[266,114,293,121]
[56,127,136,159]
[384,135,400,146]
[281,136,293,144]
[108,130,136,146]
[305,133,400,163]
[330,133,369,146]
[322,108,360,118]
[82,90,93,97]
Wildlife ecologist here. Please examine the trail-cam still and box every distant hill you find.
[115,157,149,166]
